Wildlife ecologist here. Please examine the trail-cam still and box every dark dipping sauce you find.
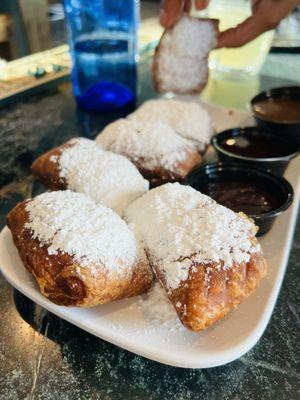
[253,98,300,123]
[200,180,281,215]
[220,132,295,158]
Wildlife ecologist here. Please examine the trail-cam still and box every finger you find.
[195,0,210,10]
[216,14,271,48]
[184,0,192,13]
[251,0,261,13]
[160,0,185,28]
[217,0,299,48]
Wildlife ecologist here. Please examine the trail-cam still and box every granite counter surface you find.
[0,68,299,400]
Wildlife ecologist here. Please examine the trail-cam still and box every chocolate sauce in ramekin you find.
[200,180,280,215]
[253,98,300,124]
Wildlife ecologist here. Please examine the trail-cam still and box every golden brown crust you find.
[152,17,219,94]
[31,141,74,190]
[33,134,202,189]
[123,149,202,187]
[7,200,153,307]
[154,250,267,332]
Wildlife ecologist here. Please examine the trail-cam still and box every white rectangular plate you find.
[0,104,299,369]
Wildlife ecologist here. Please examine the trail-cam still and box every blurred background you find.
[0,0,299,62]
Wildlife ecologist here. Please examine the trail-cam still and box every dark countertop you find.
[0,58,299,400]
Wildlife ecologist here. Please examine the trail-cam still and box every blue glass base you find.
[76,81,135,112]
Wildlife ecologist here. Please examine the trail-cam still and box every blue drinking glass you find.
[63,0,139,112]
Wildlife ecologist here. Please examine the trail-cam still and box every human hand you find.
[159,0,209,28]
[159,0,300,48]
[217,0,300,48]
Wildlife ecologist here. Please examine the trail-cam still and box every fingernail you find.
[195,0,208,10]
[195,0,204,9]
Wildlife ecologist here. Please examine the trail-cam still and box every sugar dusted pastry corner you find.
[125,183,268,332]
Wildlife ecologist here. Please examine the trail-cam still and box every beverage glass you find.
[63,0,139,112]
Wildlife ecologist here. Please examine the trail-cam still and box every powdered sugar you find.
[49,155,58,163]
[97,119,196,172]
[25,190,138,275]
[154,16,217,93]
[171,16,216,56]
[138,281,179,325]
[109,281,192,340]
[125,183,260,291]
[129,99,213,152]
[55,137,149,216]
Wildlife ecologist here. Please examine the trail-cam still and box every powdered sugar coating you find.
[154,16,217,93]
[55,138,149,216]
[129,99,213,152]
[125,183,261,291]
[138,281,180,325]
[25,191,138,275]
[97,119,197,173]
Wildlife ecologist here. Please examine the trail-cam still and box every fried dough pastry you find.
[31,137,149,216]
[7,191,153,307]
[97,119,201,186]
[152,16,218,94]
[128,98,214,153]
[125,183,267,332]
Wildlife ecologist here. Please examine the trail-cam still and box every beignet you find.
[7,190,153,307]
[96,119,201,186]
[152,16,218,94]
[128,99,213,153]
[125,183,267,332]
[31,137,149,216]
